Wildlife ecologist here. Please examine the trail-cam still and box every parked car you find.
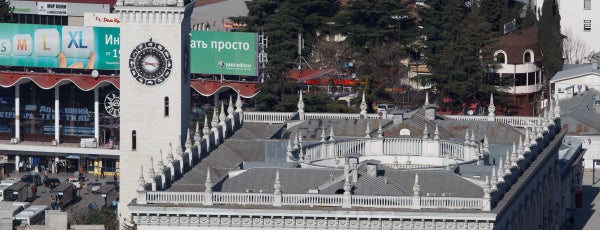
[67,177,81,189]
[87,182,102,194]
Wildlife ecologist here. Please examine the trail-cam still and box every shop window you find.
[132,130,137,150]
[164,97,169,117]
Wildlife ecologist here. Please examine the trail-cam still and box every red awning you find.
[286,68,337,82]
[0,72,260,98]
[190,80,259,98]
[0,72,119,90]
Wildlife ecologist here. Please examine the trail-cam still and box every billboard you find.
[190,31,258,76]
[0,23,120,70]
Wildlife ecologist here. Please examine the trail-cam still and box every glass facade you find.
[0,87,15,139]
[20,82,55,141]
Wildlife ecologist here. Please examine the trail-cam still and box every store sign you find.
[37,2,68,16]
[66,154,80,159]
[12,7,32,14]
[84,13,121,28]
[190,31,258,76]
[0,23,120,70]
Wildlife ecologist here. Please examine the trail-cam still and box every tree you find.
[538,0,563,77]
[420,0,497,112]
[233,0,340,74]
[0,0,13,22]
[562,28,588,64]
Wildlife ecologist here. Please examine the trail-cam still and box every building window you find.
[132,130,137,150]
[496,52,506,64]
[524,52,532,63]
[584,0,591,10]
[164,97,169,117]
[584,20,592,31]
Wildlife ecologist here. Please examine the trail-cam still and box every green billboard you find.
[190,31,257,76]
[0,23,120,70]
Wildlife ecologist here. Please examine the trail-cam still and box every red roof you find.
[0,72,259,98]
[489,26,542,64]
[0,72,119,90]
[287,68,337,82]
[190,80,259,98]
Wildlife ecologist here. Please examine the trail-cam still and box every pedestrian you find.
[18,161,23,173]
[101,167,105,178]
[113,172,117,181]
[30,185,36,198]
[51,196,56,210]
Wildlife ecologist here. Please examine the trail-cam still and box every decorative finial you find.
[203,116,210,137]
[360,92,367,117]
[377,122,383,138]
[205,169,212,192]
[423,125,429,139]
[365,121,371,138]
[413,174,420,196]
[235,93,243,112]
[219,102,226,125]
[488,93,496,118]
[321,127,326,142]
[274,170,281,195]
[434,124,440,140]
[424,91,430,105]
[329,125,336,142]
[227,96,234,119]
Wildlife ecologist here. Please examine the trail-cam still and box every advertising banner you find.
[84,12,121,28]
[0,23,120,70]
[37,2,68,16]
[190,31,258,76]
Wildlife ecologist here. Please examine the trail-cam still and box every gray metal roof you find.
[191,0,248,31]
[559,89,600,133]
[550,63,600,83]
[231,123,284,140]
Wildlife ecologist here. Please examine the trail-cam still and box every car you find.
[67,177,81,189]
[87,182,102,194]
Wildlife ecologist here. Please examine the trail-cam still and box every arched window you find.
[495,51,506,64]
[132,130,137,150]
[164,97,169,117]
[523,50,534,63]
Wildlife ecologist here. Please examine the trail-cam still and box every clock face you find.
[104,91,120,117]
[129,39,173,86]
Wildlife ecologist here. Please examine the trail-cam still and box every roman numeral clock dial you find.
[129,38,173,86]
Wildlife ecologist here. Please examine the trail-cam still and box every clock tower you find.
[114,0,194,222]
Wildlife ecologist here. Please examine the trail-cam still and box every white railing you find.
[383,138,422,155]
[146,191,204,204]
[495,116,539,127]
[282,194,342,207]
[352,195,412,208]
[445,115,540,128]
[305,113,362,120]
[145,191,485,210]
[243,112,296,124]
[420,197,483,209]
[440,140,464,159]
[334,140,365,157]
[212,192,273,205]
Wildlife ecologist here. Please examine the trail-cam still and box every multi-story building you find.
[489,26,545,116]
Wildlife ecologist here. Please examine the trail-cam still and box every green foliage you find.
[254,76,301,111]
[420,0,497,112]
[79,208,119,230]
[521,7,537,28]
[0,0,13,22]
[479,0,524,35]
[233,0,339,73]
[538,0,563,77]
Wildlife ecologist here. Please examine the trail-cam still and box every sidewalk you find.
[574,170,600,229]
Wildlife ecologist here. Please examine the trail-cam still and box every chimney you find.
[366,163,377,177]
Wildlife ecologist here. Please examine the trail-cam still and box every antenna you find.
[297,32,312,70]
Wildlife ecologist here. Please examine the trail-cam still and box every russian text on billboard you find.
[0,23,120,70]
[190,31,258,76]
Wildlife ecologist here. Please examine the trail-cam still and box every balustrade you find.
[243,112,296,124]
[383,138,422,155]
